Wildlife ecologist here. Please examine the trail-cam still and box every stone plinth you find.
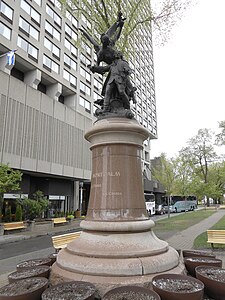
[51,118,184,294]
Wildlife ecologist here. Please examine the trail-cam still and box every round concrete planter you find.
[184,257,222,277]
[182,250,216,259]
[102,285,161,300]
[0,277,48,300]
[8,266,50,282]
[16,258,52,270]
[41,281,97,300]
[152,273,204,300]
[196,266,225,300]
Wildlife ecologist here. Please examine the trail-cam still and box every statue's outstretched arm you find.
[106,12,126,44]
[79,28,100,53]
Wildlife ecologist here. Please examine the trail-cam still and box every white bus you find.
[144,193,155,216]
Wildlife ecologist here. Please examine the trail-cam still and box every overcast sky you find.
[151,0,225,158]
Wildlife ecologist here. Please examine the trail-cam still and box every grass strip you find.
[154,210,215,233]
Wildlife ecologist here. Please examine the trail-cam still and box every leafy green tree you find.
[179,129,219,205]
[151,153,175,196]
[22,191,49,220]
[0,164,22,222]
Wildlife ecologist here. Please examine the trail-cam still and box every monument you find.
[51,12,184,294]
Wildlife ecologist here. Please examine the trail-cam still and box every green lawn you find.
[154,210,215,234]
[193,214,225,249]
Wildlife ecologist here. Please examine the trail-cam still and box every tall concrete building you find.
[0,0,159,215]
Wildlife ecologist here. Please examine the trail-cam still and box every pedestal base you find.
[50,220,185,295]
[51,252,185,296]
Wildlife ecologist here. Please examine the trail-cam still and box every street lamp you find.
[79,182,84,216]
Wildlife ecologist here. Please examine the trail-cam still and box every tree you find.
[0,164,22,222]
[151,153,175,195]
[21,190,49,220]
[216,120,225,146]
[179,129,218,205]
[59,0,194,57]
[172,153,193,197]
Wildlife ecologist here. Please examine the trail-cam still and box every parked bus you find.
[144,193,155,216]
[162,195,197,213]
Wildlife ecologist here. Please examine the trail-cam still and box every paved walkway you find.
[0,209,225,288]
[165,209,225,250]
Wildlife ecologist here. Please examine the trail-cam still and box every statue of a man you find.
[79,12,136,117]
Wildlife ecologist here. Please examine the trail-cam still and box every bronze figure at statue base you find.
[50,118,185,296]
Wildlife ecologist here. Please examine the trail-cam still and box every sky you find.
[151,0,225,158]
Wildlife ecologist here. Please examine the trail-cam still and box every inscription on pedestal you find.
[92,171,121,178]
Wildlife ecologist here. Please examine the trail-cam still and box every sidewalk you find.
[0,210,225,288]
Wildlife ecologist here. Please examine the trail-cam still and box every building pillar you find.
[24,69,41,89]
[46,83,62,101]
[64,94,77,110]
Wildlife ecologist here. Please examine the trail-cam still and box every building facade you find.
[0,0,158,215]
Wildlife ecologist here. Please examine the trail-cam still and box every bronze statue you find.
[79,12,136,118]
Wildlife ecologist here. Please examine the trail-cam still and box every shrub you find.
[15,204,23,221]
[5,206,12,222]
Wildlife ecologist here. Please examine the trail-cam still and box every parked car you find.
[155,204,166,215]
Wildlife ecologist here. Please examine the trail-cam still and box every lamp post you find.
[79,182,83,216]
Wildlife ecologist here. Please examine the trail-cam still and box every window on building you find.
[80,53,91,66]
[43,54,59,73]
[17,36,38,60]
[46,5,61,26]
[79,96,91,113]
[63,69,77,87]
[66,10,78,28]
[80,67,91,83]
[65,23,77,41]
[48,0,61,9]
[94,91,102,101]
[44,37,60,58]
[33,0,41,5]
[64,53,77,70]
[94,78,102,90]
[81,41,91,56]
[20,0,41,24]
[19,17,39,40]
[0,1,13,21]
[81,14,91,29]
[80,81,91,96]
[0,22,11,39]
[64,39,77,57]
[45,20,60,41]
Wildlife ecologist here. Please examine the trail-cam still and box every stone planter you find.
[152,273,204,300]
[27,220,54,232]
[0,277,48,300]
[182,250,216,259]
[16,258,52,270]
[8,266,50,282]
[41,281,97,300]
[196,266,225,300]
[102,285,161,300]
[184,257,222,277]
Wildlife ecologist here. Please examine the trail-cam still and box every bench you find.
[52,231,81,252]
[207,230,225,248]
[3,221,26,232]
[51,217,68,225]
